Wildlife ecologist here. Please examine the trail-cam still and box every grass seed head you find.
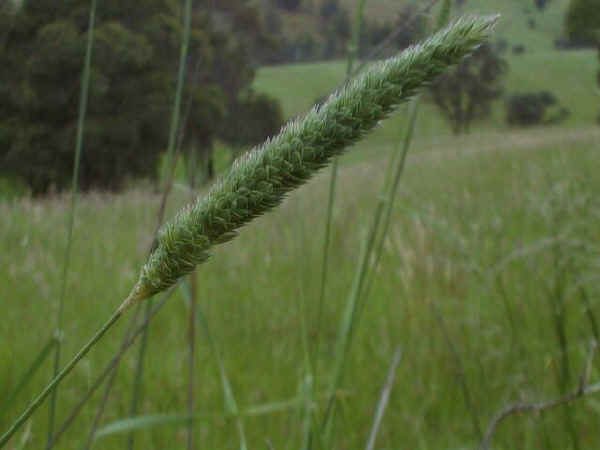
[122,15,499,309]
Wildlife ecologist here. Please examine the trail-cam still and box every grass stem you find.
[126,1,193,447]
[1,307,123,448]
[46,0,96,443]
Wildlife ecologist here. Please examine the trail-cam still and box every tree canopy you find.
[565,0,600,46]
[0,0,282,194]
[429,43,507,134]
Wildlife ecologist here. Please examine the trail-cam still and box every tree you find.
[505,91,569,126]
[191,0,283,180]
[429,43,507,134]
[565,0,600,47]
[0,0,282,194]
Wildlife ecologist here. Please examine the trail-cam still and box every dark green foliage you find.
[565,0,600,47]
[219,93,283,149]
[0,0,282,194]
[506,91,569,126]
[429,42,507,134]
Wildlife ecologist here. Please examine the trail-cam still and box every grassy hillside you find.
[255,49,598,160]
[254,0,595,156]
[2,129,599,448]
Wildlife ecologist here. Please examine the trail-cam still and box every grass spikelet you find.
[123,14,499,308]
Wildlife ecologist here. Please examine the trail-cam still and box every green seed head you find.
[123,15,499,309]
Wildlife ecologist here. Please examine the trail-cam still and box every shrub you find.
[565,0,600,47]
[506,91,570,126]
[513,44,526,54]
[218,93,283,150]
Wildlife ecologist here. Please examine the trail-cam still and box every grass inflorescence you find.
[123,15,499,308]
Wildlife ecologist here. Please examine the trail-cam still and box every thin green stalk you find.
[352,0,440,77]
[1,339,56,416]
[93,395,306,439]
[47,0,96,444]
[431,300,483,440]
[186,283,248,450]
[127,1,193,448]
[186,145,199,450]
[81,304,143,450]
[84,35,201,450]
[162,0,193,192]
[315,156,337,358]
[361,0,451,290]
[45,292,173,450]
[363,99,419,299]
[81,122,186,448]
[315,0,367,369]
[322,170,388,445]
[580,287,599,341]
[364,347,402,450]
[0,308,123,448]
[126,299,152,450]
[346,0,367,76]
[548,243,579,450]
[321,98,418,445]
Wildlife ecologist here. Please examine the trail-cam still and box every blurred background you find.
[1,0,600,448]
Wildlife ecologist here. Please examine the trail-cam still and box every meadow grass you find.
[2,127,599,448]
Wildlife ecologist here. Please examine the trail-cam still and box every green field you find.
[2,0,600,448]
[255,50,598,159]
[2,126,600,447]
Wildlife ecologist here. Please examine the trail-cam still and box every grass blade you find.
[95,397,304,439]
[81,304,143,450]
[46,0,96,444]
[365,347,402,450]
[322,99,419,446]
[431,300,483,440]
[126,1,193,448]
[183,281,248,450]
[315,0,367,373]
[97,414,195,438]
[1,339,56,414]
[46,293,174,450]
[0,308,124,448]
